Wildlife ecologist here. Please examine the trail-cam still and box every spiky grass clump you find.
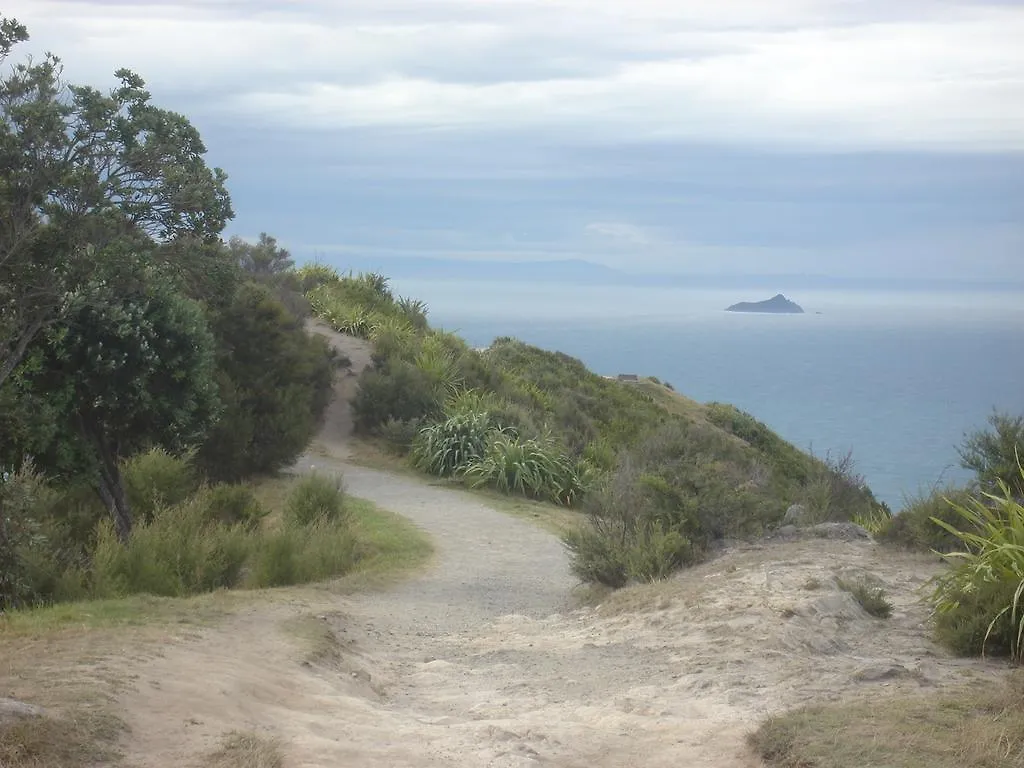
[931,467,1024,659]
[411,411,496,477]
[462,433,591,506]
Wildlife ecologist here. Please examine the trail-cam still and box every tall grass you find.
[462,433,590,506]
[411,411,495,477]
[931,466,1024,659]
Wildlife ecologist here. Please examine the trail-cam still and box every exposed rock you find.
[808,522,872,541]
[851,663,911,683]
[783,504,810,526]
[0,697,45,725]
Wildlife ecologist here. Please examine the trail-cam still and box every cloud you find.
[6,0,1023,151]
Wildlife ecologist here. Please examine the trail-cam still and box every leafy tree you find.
[228,233,295,276]
[0,17,232,385]
[198,283,335,481]
[959,411,1024,498]
[15,270,219,540]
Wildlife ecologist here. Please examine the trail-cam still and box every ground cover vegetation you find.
[304,266,883,587]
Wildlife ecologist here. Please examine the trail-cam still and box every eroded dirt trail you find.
[116,326,1007,768]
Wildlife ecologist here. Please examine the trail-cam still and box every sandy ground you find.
[114,325,1009,768]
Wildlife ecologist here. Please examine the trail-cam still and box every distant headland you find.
[725,294,804,314]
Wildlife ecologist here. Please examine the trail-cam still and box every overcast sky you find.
[7,0,1024,280]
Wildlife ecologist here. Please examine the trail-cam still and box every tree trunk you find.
[77,415,133,542]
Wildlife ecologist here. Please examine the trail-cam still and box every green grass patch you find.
[836,577,893,618]
[750,674,1024,768]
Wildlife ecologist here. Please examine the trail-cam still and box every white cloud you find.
[5,0,1023,150]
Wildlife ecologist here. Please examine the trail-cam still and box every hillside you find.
[304,268,879,586]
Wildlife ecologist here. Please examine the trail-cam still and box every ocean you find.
[389,279,1024,510]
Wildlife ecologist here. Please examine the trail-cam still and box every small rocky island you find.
[725,294,804,314]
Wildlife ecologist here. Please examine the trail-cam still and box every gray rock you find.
[0,697,45,725]
[808,522,872,541]
[783,504,810,526]
[852,664,910,683]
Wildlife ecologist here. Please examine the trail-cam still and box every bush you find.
[462,433,588,505]
[877,484,976,552]
[797,450,876,524]
[379,417,424,455]
[837,578,893,618]
[201,484,267,529]
[930,471,1024,659]
[285,473,345,526]
[0,462,53,610]
[959,411,1024,498]
[411,411,494,477]
[199,283,336,481]
[352,360,442,433]
[91,497,250,598]
[122,448,199,523]
[248,517,356,589]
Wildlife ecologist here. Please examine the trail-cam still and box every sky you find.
[6,0,1024,281]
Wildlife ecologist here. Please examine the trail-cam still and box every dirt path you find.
[115,325,1008,768]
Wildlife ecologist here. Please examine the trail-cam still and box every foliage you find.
[462,433,590,505]
[0,462,52,610]
[411,411,495,477]
[379,417,425,455]
[199,282,335,481]
[797,450,877,524]
[201,484,267,529]
[851,504,893,535]
[0,19,232,385]
[352,361,443,433]
[15,272,219,539]
[91,497,250,598]
[228,233,294,276]
[121,448,198,523]
[959,411,1024,498]
[247,517,355,589]
[876,485,976,552]
[285,473,346,527]
[931,470,1024,659]
[837,577,893,618]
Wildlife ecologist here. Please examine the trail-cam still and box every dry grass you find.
[203,730,283,768]
[0,708,123,768]
[750,673,1024,768]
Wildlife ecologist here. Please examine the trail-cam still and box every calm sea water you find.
[389,279,1024,509]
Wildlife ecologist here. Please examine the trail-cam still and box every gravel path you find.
[298,457,576,632]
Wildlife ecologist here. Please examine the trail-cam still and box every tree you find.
[16,269,219,540]
[0,17,232,385]
[198,283,335,481]
[959,411,1024,498]
[228,233,295,276]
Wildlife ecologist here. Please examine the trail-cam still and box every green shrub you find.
[352,361,442,433]
[379,417,424,455]
[0,462,53,610]
[199,283,336,482]
[91,498,250,598]
[201,484,267,529]
[877,485,975,552]
[285,473,345,526]
[247,517,356,589]
[462,433,588,505]
[121,448,198,523]
[931,472,1024,659]
[851,503,893,535]
[837,578,893,618]
[797,450,876,524]
[959,411,1024,498]
[411,411,495,477]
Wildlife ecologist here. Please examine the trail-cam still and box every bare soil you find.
[112,326,1009,767]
